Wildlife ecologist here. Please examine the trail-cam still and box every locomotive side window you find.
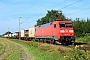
[59,23,72,27]
[60,24,65,27]
[66,24,72,27]
[54,24,56,28]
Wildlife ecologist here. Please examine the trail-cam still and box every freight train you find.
[3,19,75,45]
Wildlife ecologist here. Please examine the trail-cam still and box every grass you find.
[0,44,4,50]
[9,38,90,60]
[9,39,65,60]
[0,38,21,60]
[0,43,4,55]
[1,37,90,60]
[76,35,90,43]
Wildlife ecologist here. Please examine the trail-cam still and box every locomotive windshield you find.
[59,23,72,28]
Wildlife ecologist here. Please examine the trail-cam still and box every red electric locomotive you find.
[35,19,75,45]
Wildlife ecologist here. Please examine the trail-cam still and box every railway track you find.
[81,44,90,52]
[73,42,90,52]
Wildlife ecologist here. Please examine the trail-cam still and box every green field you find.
[10,39,64,60]
[9,37,90,60]
[0,43,4,55]
[0,37,90,60]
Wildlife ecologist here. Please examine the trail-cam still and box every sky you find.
[0,0,90,35]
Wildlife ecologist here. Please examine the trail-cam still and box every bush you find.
[76,35,90,43]
[64,45,90,60]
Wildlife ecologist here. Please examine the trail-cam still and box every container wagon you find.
[28,27,35,40]
[20,30,29,40]
[20,27,35,40]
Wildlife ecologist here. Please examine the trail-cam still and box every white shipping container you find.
[4,34,12,37]
[9,34,12,37]
[29,27,35,38]
[12,33,16,37]
[4,35,8,37]
[21,30,25,37]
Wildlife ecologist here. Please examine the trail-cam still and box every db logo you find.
[66,29,68,32]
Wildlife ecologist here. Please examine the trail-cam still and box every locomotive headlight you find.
[60,30,65,32]
[69,30,74,32]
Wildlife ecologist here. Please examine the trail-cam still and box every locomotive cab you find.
[59,22,75,44]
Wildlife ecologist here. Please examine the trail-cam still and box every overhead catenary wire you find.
[20,17,29,24]
[61,0,81,9]
[63,2,90,12]
[56,0,82,15]
[57,0,90,17]
[53,0,68,7]
[66,7,90,15]
[77,2,90,8]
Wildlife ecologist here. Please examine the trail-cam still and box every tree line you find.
[73,18,90,37]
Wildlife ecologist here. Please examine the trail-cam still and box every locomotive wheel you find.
[49,40,52,44]
[50,40,52,44]
[37,39,40,42]
[42,39,44,43]
[39,39,43,43]
[43,39,47,43]
[50,39,54,44]
[48,40,51,44]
